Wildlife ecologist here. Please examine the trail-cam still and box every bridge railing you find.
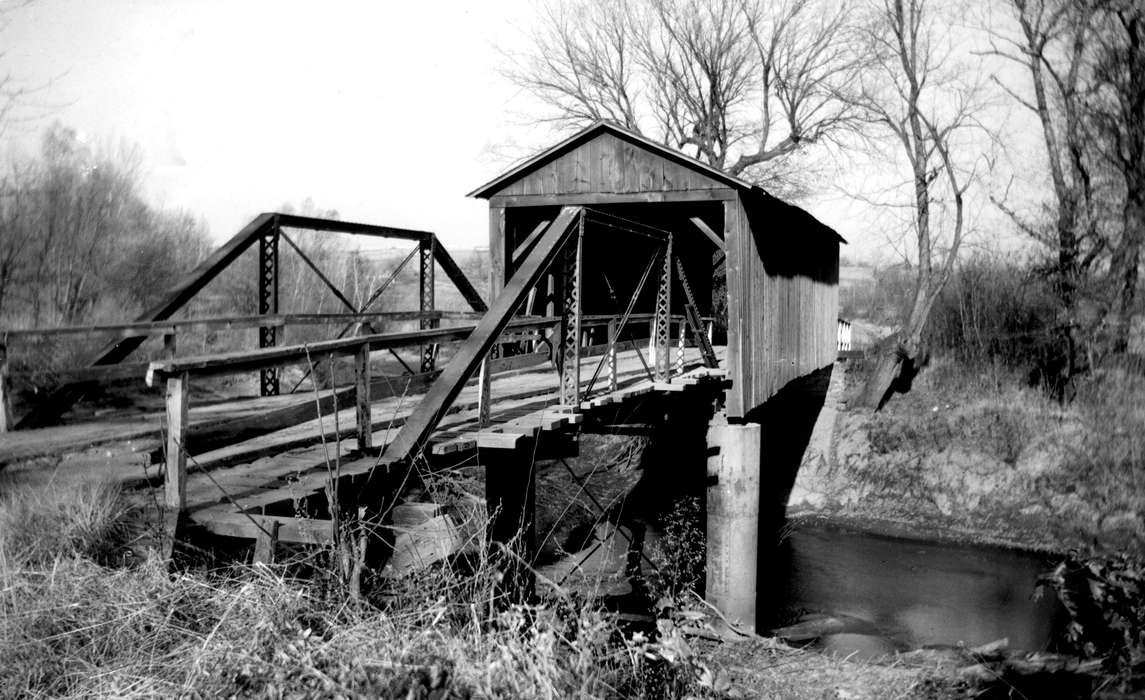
[144,310,703,515]
[837,318,853,352]
[146,317,554,513]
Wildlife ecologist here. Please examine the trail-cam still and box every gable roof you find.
[467,120,756,199]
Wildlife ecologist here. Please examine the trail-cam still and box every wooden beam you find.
[489,206,506,299]
[383,207,583,462]
[0,312,471,340]
[511,219,551,265]
[146,319,556,385]
[252,519,280,565]
[483,445,536,604]
[355,344,372,450]
[164,372,189,512]
[489,189,737,208]
[690,216,725,251]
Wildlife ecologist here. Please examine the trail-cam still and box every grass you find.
[0,466,948,698]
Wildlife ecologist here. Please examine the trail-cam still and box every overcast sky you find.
[0,0,1042,261]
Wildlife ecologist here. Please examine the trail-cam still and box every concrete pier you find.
[705,419,761,631]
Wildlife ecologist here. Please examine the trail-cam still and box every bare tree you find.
[1089,1,1145,352]
[851,0,988,409]
[505,0,865,187]
[989,1,1104,313]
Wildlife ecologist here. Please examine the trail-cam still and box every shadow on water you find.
[741,363,1064,654]
[554,364,1065,660]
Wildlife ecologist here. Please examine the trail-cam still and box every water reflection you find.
[763,525,1063,652]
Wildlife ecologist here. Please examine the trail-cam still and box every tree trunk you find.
[1109,191,1145,352]
[857,280,931,410]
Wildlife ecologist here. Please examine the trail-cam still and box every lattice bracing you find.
[559,213,584,405]
[653,234,672,382]
[258,226,280,396]
[419,237,437,373]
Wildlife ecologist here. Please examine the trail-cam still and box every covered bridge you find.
[469,120,841,419]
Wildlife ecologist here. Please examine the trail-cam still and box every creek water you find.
[761,524,1064,656]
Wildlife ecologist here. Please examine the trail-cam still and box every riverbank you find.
[790,356,1145,556]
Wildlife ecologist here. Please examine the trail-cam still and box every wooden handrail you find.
[145,317,560,386]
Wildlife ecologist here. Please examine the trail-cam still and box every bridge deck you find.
[174,345,724,543]
[2,344,725,546]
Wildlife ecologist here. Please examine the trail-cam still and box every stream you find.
[761,524,1065,657]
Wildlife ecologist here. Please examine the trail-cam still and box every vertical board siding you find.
[725,193,839,419]
[497,132,725,196]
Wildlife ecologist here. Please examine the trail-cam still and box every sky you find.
[0,0,1045,261]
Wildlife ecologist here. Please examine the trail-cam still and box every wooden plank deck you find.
[1,343,725,546]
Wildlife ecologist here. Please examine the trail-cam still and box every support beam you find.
[690,216,725,251]
[258,225,280,396]
[162,332,177,360]
[253,519,281,566]
[489,206,506,299]
[706,419,760,632]
[484,446,536,604]
[164,372,190,512]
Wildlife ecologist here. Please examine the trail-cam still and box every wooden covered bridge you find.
[0,122,840,630]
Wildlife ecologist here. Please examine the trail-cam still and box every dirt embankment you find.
[789,359,1145,555]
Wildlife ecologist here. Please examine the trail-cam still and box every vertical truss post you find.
[258,224,280,396]
[419,235,437,373]
[653,234,673,382]
[559,213,584,406]
[606,317,618,393]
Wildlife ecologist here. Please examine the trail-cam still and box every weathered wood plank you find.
[489,190,737,208]
[164,373,189,511]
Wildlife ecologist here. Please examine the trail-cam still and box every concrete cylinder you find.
[705,419,761,631]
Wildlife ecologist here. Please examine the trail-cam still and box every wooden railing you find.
[837,318,853,352]
[144,310,704,514]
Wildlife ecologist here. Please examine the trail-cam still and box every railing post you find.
[419,235,438,373]
[162,331,177,360]
[355,342,372,451]
[0,342,12,433]
[258,222,280,396]
[164,371,189,512]
[477,350,492,428]
[606,317,618,393]
[675,317,686,375]
[653,235,673,382]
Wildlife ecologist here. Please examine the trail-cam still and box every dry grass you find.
[0,468,942,699]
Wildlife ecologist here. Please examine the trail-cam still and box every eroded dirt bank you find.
[790,359,1145,555]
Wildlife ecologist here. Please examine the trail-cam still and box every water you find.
[763,524,1064,654]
